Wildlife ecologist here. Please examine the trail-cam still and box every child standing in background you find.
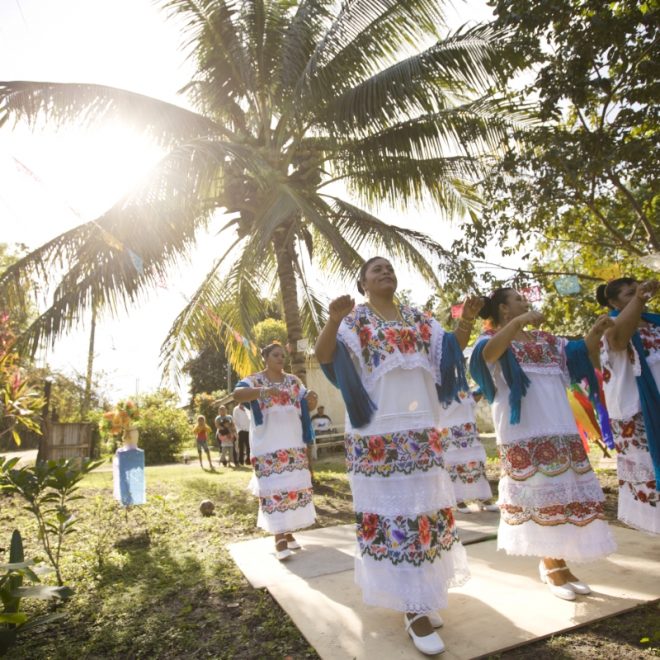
[216,416,235,467]
[193,415,213,469]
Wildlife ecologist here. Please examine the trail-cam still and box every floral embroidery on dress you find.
[618,478,659,507]
[499,434,592,480]
[446,461,487,485]
[441,422,479,452]
[345,427,447,477]
[259,487,313,514]
[356,509,459,566]
[500,501,604,526]
[612,412,649,455]
[252,447,308,478]
[638,324,660,357]
[510,330,563,368]
[343,304,433,372]
[248,374,303,412]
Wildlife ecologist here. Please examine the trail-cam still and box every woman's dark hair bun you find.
[477,296,492,320]
[595,284,609,308]
[595,277,637,309]
[357,280,365,295]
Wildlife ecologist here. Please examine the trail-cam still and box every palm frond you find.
[0,81,231,144]
[318,196,449,289]
[160,231,276,380]
[319,24,510,132]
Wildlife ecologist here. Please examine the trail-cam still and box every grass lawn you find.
[1,451,658,659]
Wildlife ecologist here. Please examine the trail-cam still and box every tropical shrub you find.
[0,457,103,586]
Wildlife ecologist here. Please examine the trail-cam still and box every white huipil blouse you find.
[240,373,316,535]
[600,323,660,535]
[475,330,616,561]
[336,304,469,613]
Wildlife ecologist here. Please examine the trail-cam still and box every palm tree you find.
[0,0,515,381]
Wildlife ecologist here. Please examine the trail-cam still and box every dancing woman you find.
[315,256,479,656]
[469,288,617,600]
[597,278,660,534]
[233,343,316,560]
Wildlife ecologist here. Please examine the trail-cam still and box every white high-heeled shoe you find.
[538,561,576,601]
[404,614,445,655]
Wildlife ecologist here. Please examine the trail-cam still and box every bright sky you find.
[0,0,495,404]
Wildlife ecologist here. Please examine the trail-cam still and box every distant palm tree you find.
[0,0,515,380]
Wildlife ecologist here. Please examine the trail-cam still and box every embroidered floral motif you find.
[638,324,660,357]
[248,374,303,412]
[612,413,649,455]
[500,501,605,526]
[251,447,308,478]
[260,487,313,515]
[510,330,563,368]
[618,478,659,507]
[441,422,478,452]
[446,461,487,485]
[356,508,459,566]
[499,434,592,480]
[343,304,433,372]
[345,427,447,477]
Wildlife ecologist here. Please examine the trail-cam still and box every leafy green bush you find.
[0,456,103,585]
[136,395,190,465]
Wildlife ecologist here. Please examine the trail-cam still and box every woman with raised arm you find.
[597,278,660,534]
[232,343,316,561]
[469,288,617,601]
[315,256,480,656]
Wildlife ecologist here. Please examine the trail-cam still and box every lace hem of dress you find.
[354,541,470,613]
[497,517,616,562]
[498,474,606,508]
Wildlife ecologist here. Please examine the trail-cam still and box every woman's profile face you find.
[611,282,638,310]
[500,289,529,320]
[264,346,286,371]
[361,258,397,296]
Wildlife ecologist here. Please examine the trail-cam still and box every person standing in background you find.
[232,402,251,466]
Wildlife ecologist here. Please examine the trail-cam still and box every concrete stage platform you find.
[229,523,659,659]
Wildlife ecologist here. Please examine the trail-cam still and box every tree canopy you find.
[0,0,517,381]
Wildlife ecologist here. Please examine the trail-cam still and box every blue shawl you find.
[320,331,468,429]
[609,310,660,489]
[235,378,314,444]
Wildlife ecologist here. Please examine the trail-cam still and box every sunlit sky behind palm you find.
[1,0,496,404]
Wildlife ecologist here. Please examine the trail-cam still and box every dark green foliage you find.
[135,391,190,465]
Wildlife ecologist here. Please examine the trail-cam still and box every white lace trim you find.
[498,473,606,508]
[443,444,487,465]
[349,468,456,516]
[497,518,616,562]
[450,478,493,502]
[354,541,470,612]
[248,470,312,497]
[256,501,316,535]
[618,488,660,535]
[617,456,656,483]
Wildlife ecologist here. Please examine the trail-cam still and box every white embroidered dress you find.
[337,305,469,613]
[476,330,616,561]
[441,393,493,503]
[600,324,660,534]
[241,373,316,534]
